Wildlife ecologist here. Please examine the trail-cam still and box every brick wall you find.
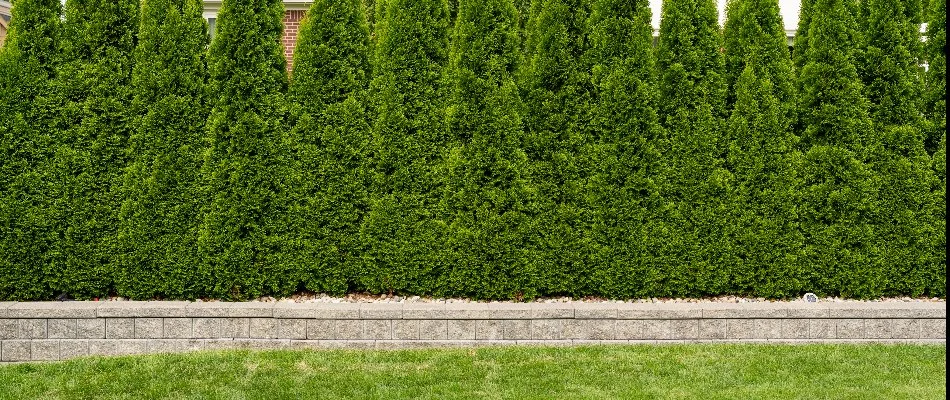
[282,10,306,71]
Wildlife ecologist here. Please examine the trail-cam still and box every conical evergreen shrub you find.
[858,0,923,127]
[48,0,139,299]
[289,0,372,295]
[115,0,209,300]
[585,0,666,298]
[931,133,946,297]
[0,0,61,300]
[923,0,945,154]
[198,0,295,300]
[792,0,814,71]
[725,66,805,297]
[361,0,451,295]
[442,0,537,299]
[519,0,595,296]
[796,0,879,297]
[655,0,731,296]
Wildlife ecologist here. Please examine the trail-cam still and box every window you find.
[208,17,216,41]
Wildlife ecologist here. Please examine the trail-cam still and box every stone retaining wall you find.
[0,301,944,362]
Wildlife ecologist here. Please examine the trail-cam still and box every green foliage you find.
[0,0,61,300]
[114,0,209,300]
[724,67,805,297]
[796,0,880,297]
[655,0,730,296]
[442,0,536,299]
[584,0,666,298]
[722,0,796,125]
[931,133,946,296]
[361,0,451,295]
[289,0,372,295]
[923,0,945,154]
[47,0,139,299]
[519,0,595,296]
[792,0,813,70]
[198,0,295,300]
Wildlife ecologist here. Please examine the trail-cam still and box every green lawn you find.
[0,344,944,399]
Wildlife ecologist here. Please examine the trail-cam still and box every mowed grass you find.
[0,344,944,400]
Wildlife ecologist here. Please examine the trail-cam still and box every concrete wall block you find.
[617,306,701,320]
[447,320,476,340]
[781,319,809,339]
[30,340,59,361]
[364,320,392,340]
[60,340,89,359]
[616,320,643,340]
[222,318,250,338]
[444,304,492,320]
[163,318,193,339]
[48,319,78,339]
[306,319,334,340]
[574,305,618,320]
[530,304,573,319]
[134,318,164,339]
[403,304,446,320]
[487,304,532,319]
[335,320,363,340]
[392,320,419,340]
[4,302,98,319]
[186,302,274,318]
[360,304,403,319]
[866,319,920,339]
[835,319,865,339]
[698,319,730,340]
[193,318,223,339]
[670,320,700,340]
[224,339,291,350]
[920,319,946,339]
[105,318,134,339]
[476,320,503,340]
[530,319,563,340]
[146,339,205,354]
[1,340,30,361]
[98,302,191,318]
[77,319,105,339]
[273,303,359,319]
[250,318,278,339]
[419,320,448,340]
[18,319,47,339]
[563,319,615,340]
[502,320,531,340]
[809,319,835,339]
[88,339,148,356]
[0,319,17,339]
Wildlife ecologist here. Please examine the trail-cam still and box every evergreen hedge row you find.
[0,0,944,301]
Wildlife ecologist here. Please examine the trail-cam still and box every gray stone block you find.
[531,319,563,340]
[502,320,531,340]
[866,319,920,339]
[563,319,615,340]
[392,320,419,340]
[48,319,78,339]
[615,320,644,340]
[193,318,226,338]
[18,319,47,339]
[299,340,374,350]
[31,340,60,361]
[3,302,98,319]
[403,303,447,319]
[88,340,148,356]
[835,319,865,339]
[360,304,403,319]
[476,320,503,340]
[273,303,359,319]
[670,320,699,340]
[617,304,701,320]
[641,320,675,340]
[726,319,757,339]
[278,319,308,340]
[186,302,274,318]
[135,318,164,339]
[920,319,946,339]
[786,305,830,318]
[163,318,193,339]
[98,301,191,318]
[444,304,493,320]
[809,319,835,339]
[146,339,204,354]
[574,304,618,320]
[781,319,810,339]
[487,304,532,319]
[224,339,291,350]
[447,320,475,340]
[530,304,573,319]
[77,319,106,339]
[0,319,16,339]
[698,319,730,340]
[222,318,250,338]
[105,318,134,339]
[60,340,89,360]
[365,320,392,340]
[307,320,334,340]
[250,318,278,339]
[419,320,448,340]
[1,340,30,361]
[335,320,363,340]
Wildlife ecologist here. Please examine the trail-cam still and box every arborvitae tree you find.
[722,0,796,124]
[584,0,665,298]
[655,0,730,296]
[792,0,814,70]
[48,0,138,298]
[931,133,946,296]
[0,0,61,300]
[361,0,451,295]
[114,0,209,299]
[923,0,945,154]
[858,0,923,127]
[796,0,879,297]
[442,0,536,299]
[519,0,594,296]
[198,0,295,300]
[725,66,805,297]
[289,0,372,295]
